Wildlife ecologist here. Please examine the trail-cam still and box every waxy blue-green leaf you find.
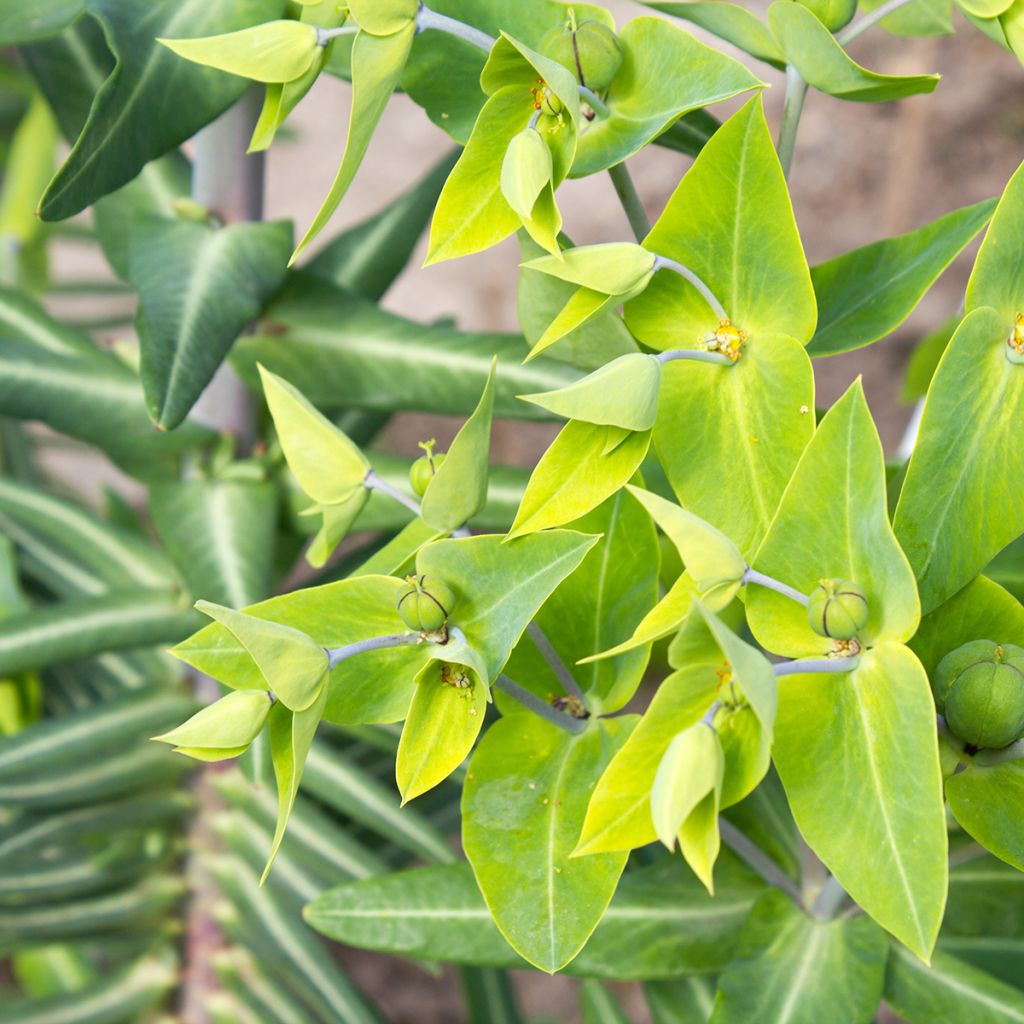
[748,381,920,657]
[508,422,651,538]
[576,664,720,856]
[894,308,1024,614]
[234,276,578,419]
[292,23,415,263]
[767,2,940,102]
[417,531,598,679]
[126,215,291,429]
[520,354,662,431]
[395,633,488,802]
[571,16,763,176]
[153,688,271,760]
[306,856,764,978]
[773,643,947,960]
[946,760,1024,872]
[421,359,495,533]
[885,944,1024,1023]
[709,890,888,1024]
[150,479,278,608]
[462,715,633,972]
[626,97,816,350]
[645,3,784,66]
[189,600,328,712]
[39,0,280,221]
[808,199,996,357]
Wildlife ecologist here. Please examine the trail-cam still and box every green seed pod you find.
[539,19,624,92]
[397,575,456,633]
[806,579,869,640]
[934,640,1024,750]
[409,451,446,497]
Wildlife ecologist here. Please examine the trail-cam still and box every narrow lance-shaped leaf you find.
[644,2,785,67]
[153,688,271,762]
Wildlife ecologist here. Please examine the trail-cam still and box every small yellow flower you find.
[704,319,747,361]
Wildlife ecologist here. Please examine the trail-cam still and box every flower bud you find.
[806,579,869,640]
[409,451,446,497]
[934,640,1024,750]
[397,575,456,633]
[539,19,623,93]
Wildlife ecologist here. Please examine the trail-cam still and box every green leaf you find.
[395,637,488,802]
[571,16,763,176]
[508,421,651,538]
[347,0,418,35]
[525,243,657,296]
[421,359,496,533]
[0,589,197,676]
[149,479,278,608]
[305,489,371,569]
[501,126,554,218]
[807,199,996,358]
[292,23,415,262]
[651,723,723,852]
[153,688,271,757]
[189,600,329,712]
[885,944,1024,1023]
[748,381,920,658]
[894,307,1024,614]
[233,277,578,420]
[862,0,954,36]
[626,97,816,350]
[967,158,1024,322]
[945,853,1024,939]
[766,1,940,102]
[581,980,629,1024]
[627,488,747,610]
[646,977,717,1024]
[645,2,784,66]
[520,354,662,431]
[462,715,633,973]
[126,216,291,429]
[417,530,599,680]
[39,0,281,220]
[909,576,1024,678]
[947,760,1024,872]
[264,685,326,881]
[306,857,764,978]
[576,664,720,856]
[158,20,320,83]
[259,365,370,506]
[772,643,947,960]
[709,890,888,1024]
[0,0,85,44]
[901,316,958,403]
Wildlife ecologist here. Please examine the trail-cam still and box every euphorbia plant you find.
[4,0,1024,1021]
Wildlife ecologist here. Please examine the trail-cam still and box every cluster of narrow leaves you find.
[4,0,1024,1022]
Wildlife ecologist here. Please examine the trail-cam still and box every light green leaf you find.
[716,705,771,810]
[772,643,947,960]
[306,489,370,569]
[766,1,940,102]
[525,243,657,296]
[626,97,816,350]
[958,0,1014,16]
[885,944,1024,1024]
[153,688,271,756]
[709,890,888,1024]
[159,21,320,83]
[645,3,784,66]
[149,480,278,608]
[189,600,329,712]
[520,354,662,431]
[0,0,85,44]
[808,199,996,358]
[894,308,1024,614]
[651,723,723,852]
[462,715,633,973]
[395,637,488,803]
[421,359,496,533]
[861,0,954,36]
[264,685,326,881]
[967,157,1024,323]
[576,664,720,856]
[417,531,599,679]
[126,216,291,429]
[39,0,280,220]
[347,0,418,35]
[259,365,370,506]
[946,760,1024,872]
[528,287,642,360]
[571,16,763,176]
[0,92,58,254]
[501,126,554,219]
[748,380,920,658]
[508,421,651,538]
[292,24,415,263]
[627,487,746,609]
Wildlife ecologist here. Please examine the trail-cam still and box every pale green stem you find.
[720,820,803,902]
[608,162,650,242]
[326,633,421,669]
[742,567,809,607]
[316,25,359,45]
[810,874,849,919]
[364,468,421,517]
[973,738,1024,766]
[416,3,495,52]
[837,0,918,45]
[656,349,733,367]
[777,65,808,180]
[579,85,610,118]
[652,255,729,322]
[773,657,860,676]
[496,674,588,734]
[526,621,586,704]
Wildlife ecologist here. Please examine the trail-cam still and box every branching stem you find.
[526,621,586,704]
[652,255,729,322]
[495,674,588,734]
[416,4,495,51]
[810,874,849,919]
[327,633,421,669]
[720,820,803,902]
[742,568,810,607]
[608,162,650,241]
[837,0,918,45]
[316,25,359,45]
[365,469,422,517]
